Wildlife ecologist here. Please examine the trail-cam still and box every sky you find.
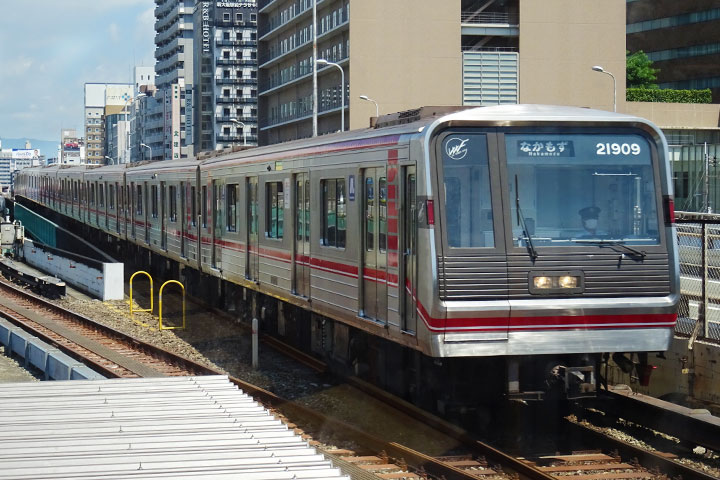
[0,0,156,143]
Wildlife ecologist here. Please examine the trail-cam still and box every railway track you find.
[1,277,717,479]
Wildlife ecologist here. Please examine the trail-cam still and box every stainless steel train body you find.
[16,105,680,397]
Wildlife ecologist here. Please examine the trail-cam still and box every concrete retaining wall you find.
[22,239,123,301]
[605,335,720,410]
[0,318,104,380]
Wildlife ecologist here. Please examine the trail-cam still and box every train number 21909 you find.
[596,143,641,156]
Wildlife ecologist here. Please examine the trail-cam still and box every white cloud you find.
[109,23,121,43]
[2,56,34,77]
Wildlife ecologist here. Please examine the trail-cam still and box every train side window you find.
[366,177,374,250]
[90,183,96,206]
[99,184,105,208]
[266,181,284,239]
[109,184,115,210]
[136,184,143,215]
[379,177,387,252]
[202,185,208,228]
[169,185,177,222]
[227,184,238,232]
[321,178,346,248]
[151,185,158,218]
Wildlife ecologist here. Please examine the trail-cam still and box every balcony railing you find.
[217,58,257,66]
[216,39,257,47]
[216,134,259,144]
[215,76,258,85]
[460,11,518,24]
[259,14,348,66]
[260,54,347,93]
[215,115,256,123]
[265,95,346,129]
[216,95,257,104]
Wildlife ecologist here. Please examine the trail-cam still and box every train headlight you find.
[533,276,553,289]
[529,271,584,294]
[558,275,579,289]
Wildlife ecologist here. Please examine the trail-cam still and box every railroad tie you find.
[0,295,166,378]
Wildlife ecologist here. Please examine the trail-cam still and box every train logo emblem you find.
[445,137,469,161]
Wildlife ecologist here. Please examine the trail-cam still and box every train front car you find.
[420,105,678,401]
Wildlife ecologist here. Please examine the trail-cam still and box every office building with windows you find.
[627,1,720,101]
[148,0,196,160]
[84,83,134,165]
[625,1,720,212]
[193,1,259,153]
[257,0,625,145]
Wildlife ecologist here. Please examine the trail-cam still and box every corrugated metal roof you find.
[0,375,350,480]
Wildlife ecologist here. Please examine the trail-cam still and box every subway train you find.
[15,105,679,406]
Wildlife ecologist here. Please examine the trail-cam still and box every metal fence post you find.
[702,223,709,339]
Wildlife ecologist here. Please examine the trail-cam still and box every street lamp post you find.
[104,156,114,165]
[591,65,616,112]
[230,119,247,146]
[127,93,146,163]
[316,59,344,132]
[140,143,152,161]
[312,0,317,137]
[359,95,379,118]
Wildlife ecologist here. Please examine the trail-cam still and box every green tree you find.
[626,50,659,89]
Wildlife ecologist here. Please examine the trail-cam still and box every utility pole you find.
[312,0,318,137]
[704,142,712,213]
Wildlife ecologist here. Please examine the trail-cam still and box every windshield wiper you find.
[572,239,647,259]
[515,175,538,260]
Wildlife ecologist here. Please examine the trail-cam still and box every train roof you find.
[21,105,663,177]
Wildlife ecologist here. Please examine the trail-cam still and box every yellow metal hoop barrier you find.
[129,271,153,327]
[159,280,186,330]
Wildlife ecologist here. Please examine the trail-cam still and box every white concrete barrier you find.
[22,239,123,301]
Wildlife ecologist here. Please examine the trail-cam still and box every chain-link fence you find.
[676,215,720,342]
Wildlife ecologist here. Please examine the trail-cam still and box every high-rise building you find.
[193,1,258,153]
[84,83,133,165]
[257,0,625,145]
[148,0,196,160]
[627,1,720,101]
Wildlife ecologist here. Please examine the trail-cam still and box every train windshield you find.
[506,132,660,247]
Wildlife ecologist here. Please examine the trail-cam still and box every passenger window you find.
[227,184,238,232]
[266,181,284,239]
[321,178,346,248]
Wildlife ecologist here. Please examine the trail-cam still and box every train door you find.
[211,180,222,269]
[115,183,121,234]
[293,172,310,297]
[144,181,149,242]
[402,166,417,333]
[362,167,388,323]
[180,181,186,257]
[160,181,167,250]
[246,176,259,281]
[131,183,137,238]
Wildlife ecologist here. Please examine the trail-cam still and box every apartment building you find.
[193,1,259,153]
[257,0,625,145]
[149,0,196,160]
[84,83,133,165]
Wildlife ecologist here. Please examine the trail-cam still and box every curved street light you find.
[140,143,152,161]
[104,156,114,165]
[317,59,344,132]
[359,95,379,118]
[229,118,247,146]
[591,65,616,112]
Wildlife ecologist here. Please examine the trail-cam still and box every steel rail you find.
[564,418,718,480]
[594,387,720,453]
